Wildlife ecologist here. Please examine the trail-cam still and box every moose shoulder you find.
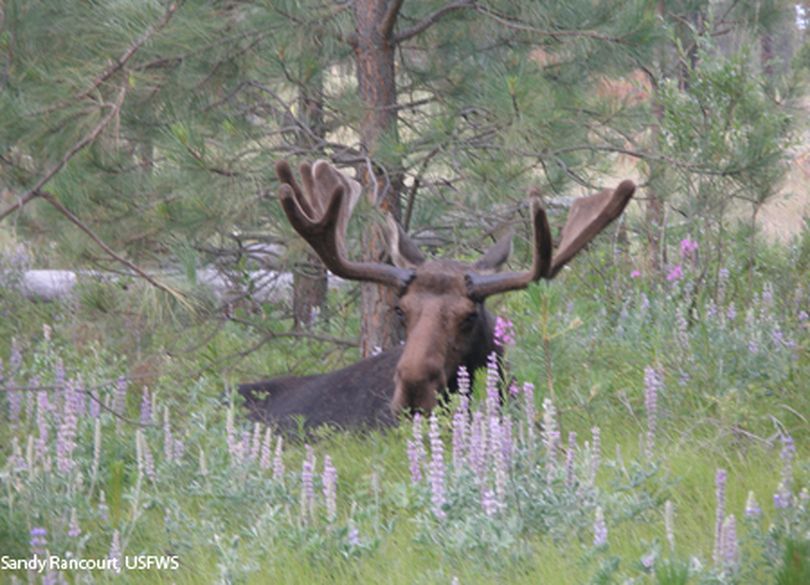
[239,160,635,431]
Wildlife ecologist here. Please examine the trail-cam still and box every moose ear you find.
[385,214,426,269]
[473,230,513,274]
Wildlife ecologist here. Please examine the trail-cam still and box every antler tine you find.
[466,195,553,299]
[276,160,414,291]
[467,180,635,299]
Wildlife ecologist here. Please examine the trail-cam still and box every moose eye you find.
[394,305,406,320]
[461,312,478,328]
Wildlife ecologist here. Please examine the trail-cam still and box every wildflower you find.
[679,237,698,261]
[322,455,337,523]
[163,407,174,463]
[564,432,577,488]
[485,352,499,417]
[136,430,156,481]
[744,491,761,519]
[776,433,796,508]
[456,365,471,397]
[113,376,127,424]
[249,423,262,463]
[720,515,739,568]
[489,416,507,510]
[300,445,316,521]
[451,403,467,473]
[493,316,515,347]
[30,526,48,556]
[631,269,641,278]
[481,487,498,517]
[593,506,608,547]
[407,413,425,484]
[641,552,656,570]
[68,508,81,538]
[468,411,487,481]
[713,468,727,564]
[7,342,22,424]
[644,366,662,460]
[726,303,737,322]
[98,491,109,522]
[347,523,361,547]
[108,530,122,571]
[428,413,447,520]
[272,437,285,481]
[89,389,101,419]
[666,264,683,282]
[542,398,559,480]
[664,500,675,551]
[590,426,601,485]
[774,482,791,509]
[139,388,152,426]
[259,427,273,470]
[57,380,80,474]
[799,310,808,322]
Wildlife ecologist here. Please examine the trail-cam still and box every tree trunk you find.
[292,63,328,330]
[351,0,404,356]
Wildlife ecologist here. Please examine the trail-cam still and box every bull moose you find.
[239,160,635,430]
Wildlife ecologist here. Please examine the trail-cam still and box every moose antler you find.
[276,160,415,290]
[467,180,635,298]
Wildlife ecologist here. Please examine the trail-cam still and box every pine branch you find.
[380,0,406,39]
[394,0,475,43]
[35,2,180,115]
[0,85,128,223]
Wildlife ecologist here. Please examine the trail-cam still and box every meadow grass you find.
[0,230,808,584]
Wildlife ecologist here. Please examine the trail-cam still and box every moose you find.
[239,160,635,430]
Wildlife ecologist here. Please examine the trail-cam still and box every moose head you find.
[272,159,635,418]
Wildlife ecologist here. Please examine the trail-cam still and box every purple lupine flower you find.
[590,426,601,485]
[744,491,761,519]
[139,388,152,426]
[748,339,759,354]
[89,389,101,419]
[57,379,80,474]
[679,237,698,261]
[162,407,174,463]
[541,398,559,480]
[451,403,468,473]
[108,529,122,572]
[68,508,81,538]
[9,436,26,472]
[565,431,577,488]
[523,382,535,446]
[273,437,285,481]
[35,381,50,467]
[173,438,185,461]
[726,303,737,322]
[73,375,86,417]
[485,352,499,417]
[666,264,683,282]
[675,307,689,350]
[644,366,662,460]
[713,468,727,564]
[489,415,507,510]
[322,455,337,523]
[799,310,808,322]
[641,552,656,570]
[457,365,470,398]
[407,413,425,484]
[347,523,361,547]
[493,316,515,347]
[300,445,316,521]
[137,430,156,481]
[664,500,675,551]
[428,413,447,520]
[468,411,487,481]
[249,423,262,463]
[706,299,718,321]
[260,427,273,470]
[776,434,796,508]
[30,526,48,556]
[226,408,240,463]
[721,515,738,568]
[501,416,513,466]
[481,487,498,517]
[113,376,127,426]
[593,506,608,547]
[98,491,109,522]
